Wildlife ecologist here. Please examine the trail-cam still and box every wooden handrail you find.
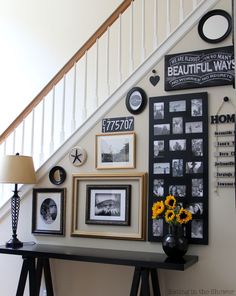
[0,0,133,145]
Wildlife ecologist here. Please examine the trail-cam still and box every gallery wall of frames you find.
[148,92,209,244]
[30,7,234,247]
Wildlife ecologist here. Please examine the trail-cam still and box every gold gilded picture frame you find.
[95,132,136,169]
[71,173,147,240]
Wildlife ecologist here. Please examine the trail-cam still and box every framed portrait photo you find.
[86,185,131,225]
[96,132,135,169]
[32,188,66,235]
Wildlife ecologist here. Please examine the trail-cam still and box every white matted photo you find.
[96,133,135,169]
[32,188,66,235]
[86,185,131,225]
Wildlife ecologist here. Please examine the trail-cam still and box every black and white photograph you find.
[185,121,203,133]
[153,102,164,119]
[32,188,66,235]
[191,99,203,116]
[96,133,135,169]
[154,124,170,135]
[40,198,57,224]
[86,185,131,225]
[152,219,163,237]
[186,161,203,174]
[172,117,183,134]
[192,178,204,197]
[153,179,164,197]
[169,139,186,151]
[172,159,183,177]
[169,100,186,112]
[191,219,203,238]
[169,185,186,197]
[192,138,203,156]
[187,203,203,215]
[154,140,164,157]
[154,163,170,174]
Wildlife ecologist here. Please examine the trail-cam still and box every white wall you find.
[0,0,122,134]
[0,0,236,295]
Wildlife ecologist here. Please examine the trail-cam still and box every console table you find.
[0,244,198,296]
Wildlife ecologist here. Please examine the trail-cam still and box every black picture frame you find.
[49,166,66,185]
[198,9,232,43]
[126,87,147,114]
[32,188,66,235]
[85,185,131,226]
[148,92,208,244]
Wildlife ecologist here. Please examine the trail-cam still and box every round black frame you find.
[125,87,147,115]
[198,9,232,44]
[49,166,66,185]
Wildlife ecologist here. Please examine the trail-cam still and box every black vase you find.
[162,224,188,258]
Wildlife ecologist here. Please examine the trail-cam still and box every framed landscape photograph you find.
[86,185,131,225]
[96,132,135,169]
[71,173,147,240]
[148,92,208,244]
[32,188,66,235]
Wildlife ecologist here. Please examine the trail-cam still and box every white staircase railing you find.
[0,0,217,207]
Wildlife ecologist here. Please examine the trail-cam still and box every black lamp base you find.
[6,237,23,249]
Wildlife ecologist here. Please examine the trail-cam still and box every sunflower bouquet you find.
[152,195,192,225]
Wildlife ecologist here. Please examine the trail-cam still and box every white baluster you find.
[60,75,66,144]
[106,27,110,96]
[50,86,55,154]
[3,141,6,155]
[94,39,99,109]
[118,14,122,84]
[166,0,171,36]
[141,0,146,60]
[82,51,88,121]
[153,0,158,49]
[71,63,77,133]
[129,1,134,73]
[31,109,35,157]
[179,0,184,23]
[12,130,16,154]
[39,98,45,164]
[21,119,25,155]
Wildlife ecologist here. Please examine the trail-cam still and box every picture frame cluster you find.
[148,92,209,244]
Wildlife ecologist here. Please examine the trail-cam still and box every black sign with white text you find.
[102,116,134,133]
[165,46,234,91]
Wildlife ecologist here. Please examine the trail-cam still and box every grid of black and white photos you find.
[148,92,208,244]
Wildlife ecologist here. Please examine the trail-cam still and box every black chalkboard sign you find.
[165,46,234,91]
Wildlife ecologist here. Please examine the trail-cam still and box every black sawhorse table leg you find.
[130,267,161,296]
[16,256,54,296]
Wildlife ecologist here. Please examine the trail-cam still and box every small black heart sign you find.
[149,75,160,86]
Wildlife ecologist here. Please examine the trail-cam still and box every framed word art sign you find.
[148,92,208,244]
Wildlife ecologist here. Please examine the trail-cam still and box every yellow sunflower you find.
[164,195,176,209]
[176,207,192,224]
[152,201,165,219]
[165,209,175,223]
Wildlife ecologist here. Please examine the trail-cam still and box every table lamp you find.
[0,153,36,248]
